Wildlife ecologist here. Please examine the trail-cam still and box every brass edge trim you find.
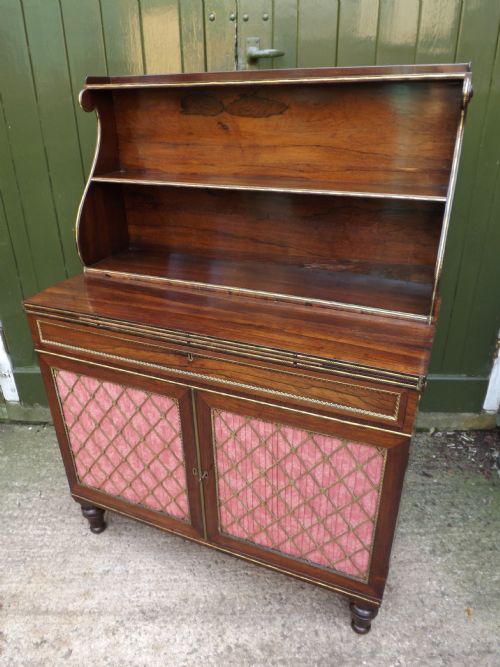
[84,266,430,323]
[36,350,411,437]
[70,491,380,605]
[26,307,422,388]
[28,306,420,384]
[37,320,402,407]
[210,410,223,538]
[29,306,422,387]
[50,366,82,484]
[36,336,399,421]
[430,80,468,315]
[85,72,466,89]
[462,75,473,108]
[91,176,447,203]
[190,389,208,540]
[75,106,102,264]
[365,447,389,580]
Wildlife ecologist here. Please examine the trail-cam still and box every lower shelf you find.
[89,249,432,319]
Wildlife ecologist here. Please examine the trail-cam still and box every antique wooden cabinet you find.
[24,64,471,633]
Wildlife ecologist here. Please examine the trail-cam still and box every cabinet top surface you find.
[25,274,434,380]
[85,63,470,88]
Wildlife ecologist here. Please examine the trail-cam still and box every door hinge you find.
[192,467,208,483]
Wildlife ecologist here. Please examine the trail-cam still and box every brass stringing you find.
[27,307,422,389]
[36,349,411,437]
[36,327,401,422]
[85,265,430,323]
[85,71,466,90]
[90,175,447,204]
[37,319,402,408]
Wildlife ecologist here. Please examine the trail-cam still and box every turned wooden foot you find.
[81,505,106,534]
[350,601,379,634]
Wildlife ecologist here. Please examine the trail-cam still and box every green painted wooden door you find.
[1,1,499,413]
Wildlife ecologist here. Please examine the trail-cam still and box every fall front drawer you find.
[29,315,417,431]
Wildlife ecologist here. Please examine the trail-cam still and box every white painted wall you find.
[0,323,19,402]
[483,332,500,413]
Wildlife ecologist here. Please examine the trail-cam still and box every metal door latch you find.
[246,37,284,63]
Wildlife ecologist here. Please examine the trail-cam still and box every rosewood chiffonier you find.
[24,64,471,633]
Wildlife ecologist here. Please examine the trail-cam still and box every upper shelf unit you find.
[77,64,471,323]
[82,64,471,202]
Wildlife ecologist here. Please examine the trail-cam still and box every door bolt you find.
[262,13,269,21]
[208,12,215,21]
[242,13,249,21]
[229,12,236,21]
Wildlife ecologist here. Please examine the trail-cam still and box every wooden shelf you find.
[92,170,448,202]
[87,249,433,320]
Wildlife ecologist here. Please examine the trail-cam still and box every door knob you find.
[246,37,284,62]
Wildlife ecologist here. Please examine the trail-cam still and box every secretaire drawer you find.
[32,316,417,430]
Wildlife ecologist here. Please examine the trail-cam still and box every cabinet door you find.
[196,390,408,600]
[39,354,204,540]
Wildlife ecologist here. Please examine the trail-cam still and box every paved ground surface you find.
[0,423,499,666]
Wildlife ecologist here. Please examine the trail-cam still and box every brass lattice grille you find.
[53,369,190,521]
[212,409,385,580]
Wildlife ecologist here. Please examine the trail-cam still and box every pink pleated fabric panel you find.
[213,409,385,580]
[54,369,190,521]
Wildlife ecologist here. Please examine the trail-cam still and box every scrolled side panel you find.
[76,181,128,266]
[76,90,126,265]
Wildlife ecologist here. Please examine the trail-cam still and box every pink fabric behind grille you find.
[54,369,189,521]
[213,410,385,580]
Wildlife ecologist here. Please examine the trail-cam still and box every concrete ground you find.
[0,424,499,667]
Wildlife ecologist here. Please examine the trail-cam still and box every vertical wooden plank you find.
[179,0,206,72]
[237,0,273,70]
[140,0,182,73]
[429,0,500,377]
[462,166,500,376]
[272,0,298,68]
[415,0,463,63]
[204,0,237,71]
[337,0,379,66]
[101,0,145,75]
[60,0,108,173]
[0,0,67,288]
[375,0,420,64]
[0,96,38,299]
[22,0,84,278]
[444,17,500,375]
[0,193,34,369]
[297,0,339,67]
